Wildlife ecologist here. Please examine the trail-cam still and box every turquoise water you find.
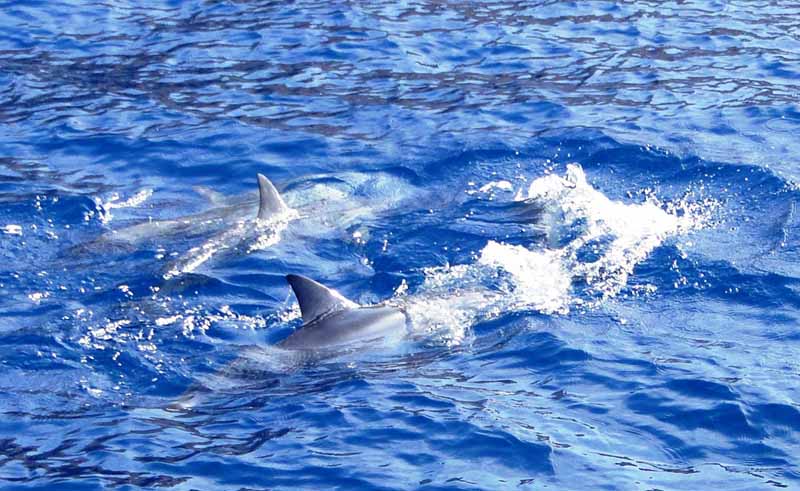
[1,1,800,489]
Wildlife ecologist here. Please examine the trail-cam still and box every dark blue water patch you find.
[661,260,800,320]
[367,221,488,274]
[664,378,737,401]
[579,367,645,398]
[573,234,615,264]
[389,390,457,413]
[634,245,800,308]
[627,391,765,439]
[748,403,800,440]
[436,425,554,474]
[159,272,280,304]
[477,331,591,373]
[0,301,65,320]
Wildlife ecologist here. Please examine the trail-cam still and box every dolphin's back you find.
[278,306,407,350]
[279,274,408,350]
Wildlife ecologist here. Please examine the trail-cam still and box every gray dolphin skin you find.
[278,274,409,350]
[256,173,289,219]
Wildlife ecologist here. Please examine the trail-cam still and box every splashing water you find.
[70,164,713,366]
[398,164,713,344]
[2,224,23,236]
[525,164,713,299]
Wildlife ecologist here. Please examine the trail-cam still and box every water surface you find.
[1,1,799,490]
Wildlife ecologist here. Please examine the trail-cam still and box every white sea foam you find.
[395,245,571,345]
[2,224,22,236]
[400,164,712,344]
[524,164,705,299]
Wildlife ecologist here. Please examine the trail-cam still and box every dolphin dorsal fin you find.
[257,173,289,220]
[286,274,357,323]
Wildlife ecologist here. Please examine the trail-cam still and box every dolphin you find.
[79,169,417,279]
[72,173,296,279]
[278,274,409,350]
[105,173,290,245]
[169,274,410,409]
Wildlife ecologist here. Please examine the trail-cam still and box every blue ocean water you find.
[1,0,800,489]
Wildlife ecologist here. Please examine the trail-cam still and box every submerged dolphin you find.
[278,274,409,350]
[77,173,296,278]
[106,173,289,244]
[82,169,417,279]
